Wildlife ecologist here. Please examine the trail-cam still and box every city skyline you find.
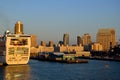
[0,0,120,44]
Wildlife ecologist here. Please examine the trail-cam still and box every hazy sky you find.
[0,0,120,44]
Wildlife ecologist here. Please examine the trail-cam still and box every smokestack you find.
[14,21,24,34]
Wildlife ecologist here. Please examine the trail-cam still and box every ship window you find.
[10,38,28,46]
[8,47,29,54]
[8,47,14,55]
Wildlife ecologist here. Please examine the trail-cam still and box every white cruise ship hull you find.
[0,34,31,65]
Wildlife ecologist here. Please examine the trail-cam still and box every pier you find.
[30,52,89,64]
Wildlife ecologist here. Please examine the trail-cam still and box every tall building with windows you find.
[77,36,82,46]
[14,21,23,34]
[49,41,54,47]
[63,33,69,46]
[82,33,92,46]
[31,34,37,47]
[41,41,46,46]
[97,28,116,51]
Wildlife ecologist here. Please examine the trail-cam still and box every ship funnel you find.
[14,21,24,34]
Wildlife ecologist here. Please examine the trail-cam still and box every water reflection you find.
[4,65,30,80]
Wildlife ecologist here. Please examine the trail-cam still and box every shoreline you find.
[30,56,120,62]
[77,57,120,62]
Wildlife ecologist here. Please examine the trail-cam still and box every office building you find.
[49,41,54,47]
[63,33,69,46]
[14,21,23,34]
[41,41,46,46]
[31,34,37,47]
[97,28,116,51]
[54,45,84,52]
[38,45,54,52]
[91,42,103,51]
[82,33,92,46]
[77,36,82,46]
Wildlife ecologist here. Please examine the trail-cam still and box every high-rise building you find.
[82,33,92,46]
[77,36,82,46]
[41,41,46,46]
[14,21,23,34]
[31,34,37,47]
[49,41,54,47]
[63,33,69,46]
[97,28,116,51]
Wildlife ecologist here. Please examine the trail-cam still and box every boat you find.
[0,21,31,65]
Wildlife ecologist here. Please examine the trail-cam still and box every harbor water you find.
[0,59,120,80]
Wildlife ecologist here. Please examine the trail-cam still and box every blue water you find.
[0,59,120,80]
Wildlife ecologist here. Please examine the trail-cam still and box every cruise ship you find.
[0,21,31,65]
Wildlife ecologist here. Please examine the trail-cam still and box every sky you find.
[0,0,120,44]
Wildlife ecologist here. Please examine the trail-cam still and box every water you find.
[0,59,120,80]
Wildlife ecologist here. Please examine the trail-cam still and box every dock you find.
[32,52,89,64]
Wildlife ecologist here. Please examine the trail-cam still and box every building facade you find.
[97,28,116,51]
[82,33,92,46]
[49,41,54,47]
[77,36,82,46]
[14,21,23,34]
[41,41,46,46]
[38,46,54,52]
[91,42,103,51]
[55,45,84,52]
[63,33,69,46]
[31,34,37,47]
